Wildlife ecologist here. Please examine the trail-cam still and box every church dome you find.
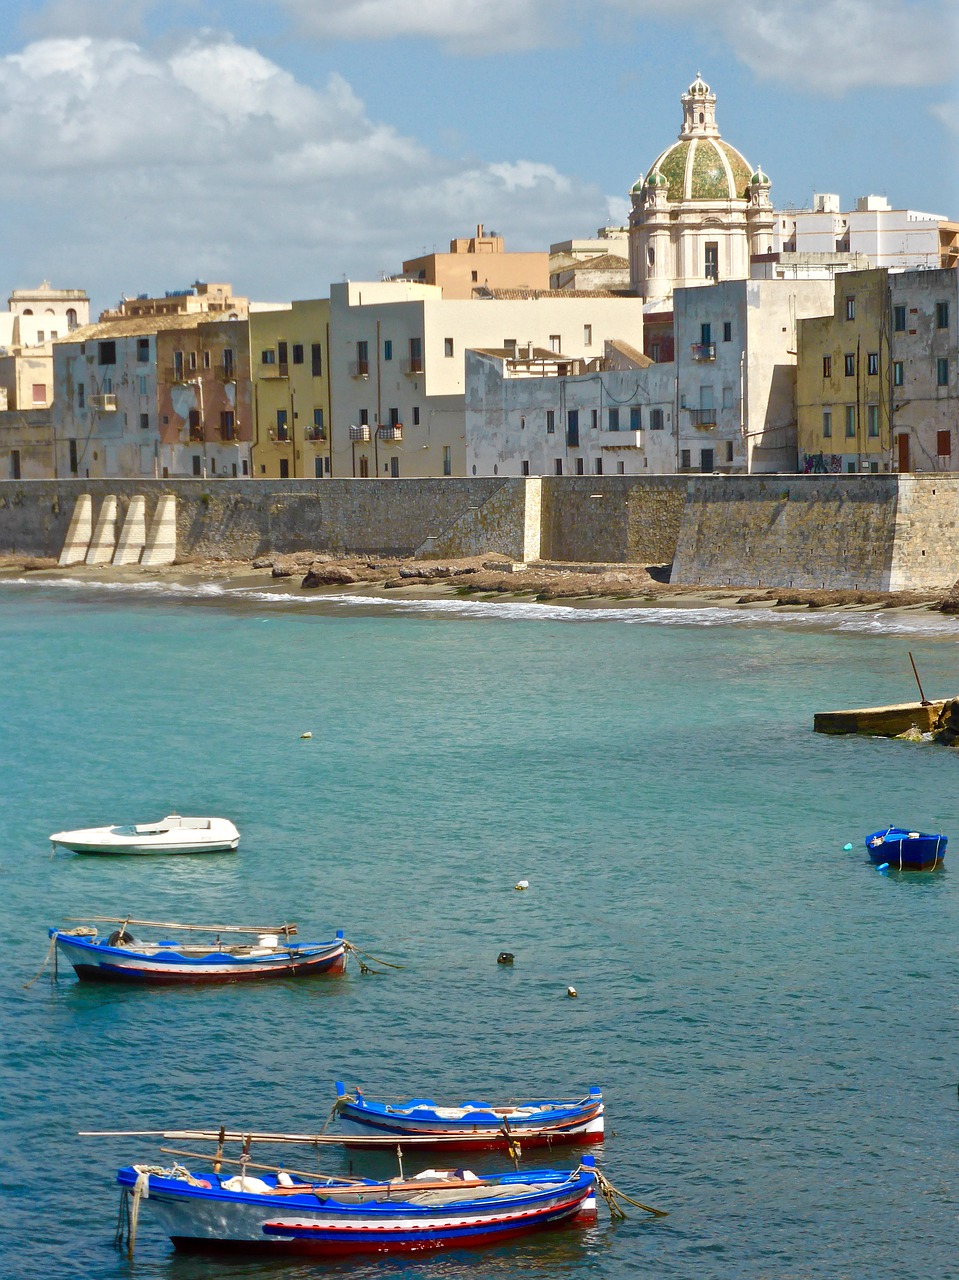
[644,136,753,202]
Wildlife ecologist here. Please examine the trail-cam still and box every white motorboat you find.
[49,815,240,855]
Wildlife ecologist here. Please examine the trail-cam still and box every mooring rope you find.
[23,936,57,989]
[343,941,404,974]
[586,1166,668,1218]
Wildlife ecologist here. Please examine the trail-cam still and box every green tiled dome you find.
[644,137,754,203]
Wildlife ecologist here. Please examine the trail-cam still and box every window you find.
[893,305,906,332]
[723,321,732,342]
[383,340,393,362]
[471,271,478,283]
[388,406,400,428]
[937,430,951,457]
[822,355,832,378]
[705,242,718,280]
[444,337,454,358]
[203,350,211,369]
[549,335,561,353]
[37,329,44,342]
[221,411,235,439]
[680,449,691,468]
[595,458,603,475]
[617,460,625,474]
[32,383,45,404]
[188,351,197,371]
[867,405,879,437]
[77,383,84,409]
[700,323,712,345]
[10,449,20,480]
[409,337,423,371]
[276,408,289,440]
[726,440,734,463]
[554,458,563,475]
[844,353,855,377]
[292,343,304,365]
[311,344,322,376]
[224,348,235,377]
[139,412,149,430]
[650,408,664,431]
[938,358,949,386]
[66,308,77,329]
[822,408,832,438]
[50,330,57,340]
[590,409,598,430]
[359,409,369,425]
[412,406,420,426]
[936,302,949,329]
[136,337,149,363]
[722,385,733,410]
[567,410,579,447]
[584,324,592,346]
[546,409,555,434]
[355,340,369,374]
[98,340,116,365]
[893,361,904,387]
[443,445,452,476]
[867,352,879,376]
[69,439,78,474]
[262,348,276,365]
[630,406,641,431]
[277,342,288,366]
[575,458,585,475]
[845,296,855,320]
[608,407,620,432]
[312,408,324,434]
[522,460,530,475]
[103,377,113,394]
[845,406,856,437]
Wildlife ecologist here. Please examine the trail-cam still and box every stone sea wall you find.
[3,475,959,591]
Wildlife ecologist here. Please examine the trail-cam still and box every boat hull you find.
[865,828,947,871]
[52,931,346,984]
[49,816,240,855]
[334,1088,604,1150]
[117,1166,596,1257]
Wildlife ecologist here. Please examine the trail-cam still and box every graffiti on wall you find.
[801,452,843,475]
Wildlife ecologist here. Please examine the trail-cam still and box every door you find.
[897,434,910,472]
[700,448,714,473]
[279,458,290,478]
[567,410,579,448]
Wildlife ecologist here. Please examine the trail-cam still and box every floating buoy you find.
[300,732,312,739]
[514,879,529,891]
[497,952,514,965]
[843,843,853,851]
[566,986,578,998]
[877,862,890,873]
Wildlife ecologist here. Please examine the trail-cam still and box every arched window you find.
[67,309,77,329]
[22,308,32,315]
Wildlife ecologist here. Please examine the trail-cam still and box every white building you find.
[328,280,648,477]
[772,194,959,273]
[465,343,676,477]
[628,75,775,305]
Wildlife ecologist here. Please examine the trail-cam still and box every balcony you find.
[377,424,403,442]
[217,362,237,381]
[600,430,643,449]
[188,427,204,442]
[690,343,716,362]
[687,409,716,428]
[350,424,371,442]
[401,357,423,376]
[349,360,370,378]
[219,426,236,442]
[89,393,117,411]
[306,426,327,442]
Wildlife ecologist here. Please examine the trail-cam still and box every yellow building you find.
[797,268,891,472]
[249,300,332,478]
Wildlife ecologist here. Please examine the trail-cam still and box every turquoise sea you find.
[2,579,958,1279]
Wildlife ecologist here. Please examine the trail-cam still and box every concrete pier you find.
[85,496,118,565]
[113,495,147,565]
[58,494,93,565]
[140,494,177,567]
[814,700,947,737]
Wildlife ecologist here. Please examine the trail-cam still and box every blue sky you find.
[1,0,956,312]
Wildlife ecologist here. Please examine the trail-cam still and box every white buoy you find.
[843,843,853,851]
[514,879,529,891]
[300,732,313,739]
[567,986,578,998]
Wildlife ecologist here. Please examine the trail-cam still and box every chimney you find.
[477,224,484,239]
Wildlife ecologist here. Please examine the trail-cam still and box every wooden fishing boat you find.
[332,1082,604,1148]
[865,827,947,871]
[114,1157,598,1256]
[49,917,346,984]
[49,814,240,855]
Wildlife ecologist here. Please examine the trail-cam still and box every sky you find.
[0,0,956,314]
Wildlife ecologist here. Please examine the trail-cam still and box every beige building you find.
[100,281,248,321]
[329,280,648,477]
[399,226,549,299]
[249,299,332,479]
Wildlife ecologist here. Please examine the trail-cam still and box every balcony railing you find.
[219,426,236,442]
[349,360,370,378]
[89,393,117,411]
[600,430,643,449]
[690,343,716,361]
[402,357,423,375]
[350,424,371,442]
[188,427,204,442]
[217,362,236,381]
[377,424,403,442]
[687,409,717,428]
[306,426,327,442]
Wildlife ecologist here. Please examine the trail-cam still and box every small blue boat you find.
[865,827,947,871]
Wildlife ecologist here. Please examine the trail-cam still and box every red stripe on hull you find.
[342,1128,604,1151]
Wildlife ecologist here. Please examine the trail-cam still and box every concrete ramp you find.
[141,494,177,567]
[58,494,93,565]
[85,496,118,565]
[113,495,147,565]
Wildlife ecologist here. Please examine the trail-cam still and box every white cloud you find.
[0,36,607,307]
[610,0,957,92]
[276,0,572,55]
[930,98,959,136]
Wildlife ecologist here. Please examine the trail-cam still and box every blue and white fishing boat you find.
[865,827,947,871]
[50,917,347,984]
[333,1082,604,1149]
[115,1157,598,1256]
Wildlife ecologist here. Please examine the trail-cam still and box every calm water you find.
[2,581,959,1279]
